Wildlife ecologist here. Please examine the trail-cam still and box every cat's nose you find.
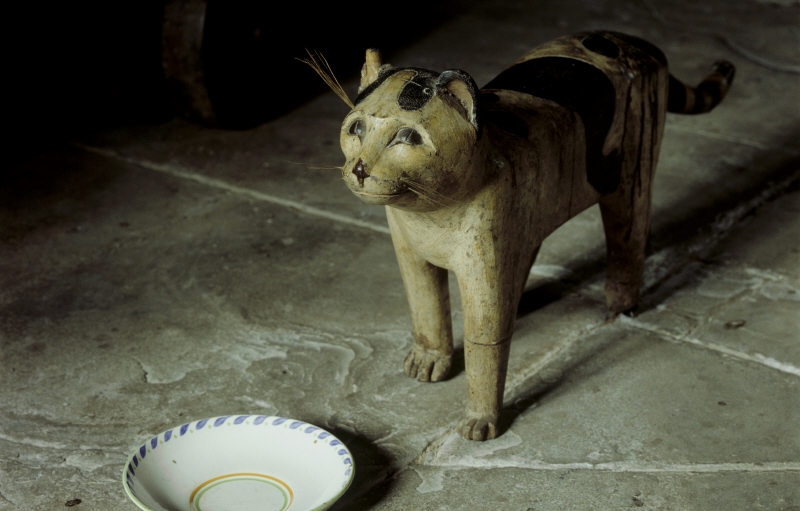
[352,158,370,187]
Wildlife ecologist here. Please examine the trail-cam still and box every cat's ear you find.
[436,70,480,131]
[359,49,383,93]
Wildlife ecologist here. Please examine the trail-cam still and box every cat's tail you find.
[667,60,735,114]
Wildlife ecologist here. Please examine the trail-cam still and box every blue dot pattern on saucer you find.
[124,415,353,500]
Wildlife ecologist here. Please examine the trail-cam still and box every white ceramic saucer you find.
[122,415,354,511]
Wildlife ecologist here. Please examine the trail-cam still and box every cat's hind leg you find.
[599,70,667,315]
[599,185,651,315]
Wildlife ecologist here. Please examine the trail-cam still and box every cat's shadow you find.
[445,258,606,381]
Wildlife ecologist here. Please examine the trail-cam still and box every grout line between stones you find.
[0,488,14,506]
[618,315,800,378]
[504,319,610,403]
[423,457,800,473]
[413,317,613,466]
[74,143,391,236]
[640,0,800,74]
[666,124,800,153]
[73,140,798,248]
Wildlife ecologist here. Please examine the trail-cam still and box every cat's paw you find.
[605,305,638,321]
[403,347,451,382]
[458,414,499,441]
[605,279,640,316]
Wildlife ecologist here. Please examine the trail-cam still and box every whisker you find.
[402,178,441,198]
[400,178,456,207]
[297,49,355,109]
[402,77,430,89]
[404,185,444,207]
[285,160,345,171]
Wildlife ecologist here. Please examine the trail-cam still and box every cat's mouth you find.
[345,171,413,205]
[350,189,413,205]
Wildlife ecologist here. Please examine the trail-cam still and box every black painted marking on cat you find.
[485,56,618,192]
[581,32,621,59]
[668,60,735,113]
[355,67,428,106]
[483,110,529,139]
[398,71,437,110]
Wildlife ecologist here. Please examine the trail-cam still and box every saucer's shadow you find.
[325,427,397,511]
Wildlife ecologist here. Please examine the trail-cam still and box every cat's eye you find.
[348,119,365,137]
[394,127,423,146]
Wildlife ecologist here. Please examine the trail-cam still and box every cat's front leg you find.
[401,264,453,382]
[461,338,511,440]
[456,267,517,441]
[388,228,454,383]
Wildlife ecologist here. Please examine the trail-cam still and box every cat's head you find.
[340,51,481,211]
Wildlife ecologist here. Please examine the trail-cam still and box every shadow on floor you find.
[517,126,800,321]
[498,128,800,436]
[325,427,398,511]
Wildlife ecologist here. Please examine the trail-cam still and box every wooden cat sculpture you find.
[337,31,734,440]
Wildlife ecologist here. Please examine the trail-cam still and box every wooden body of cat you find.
[338,31,734,440]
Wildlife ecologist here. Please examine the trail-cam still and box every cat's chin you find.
[350,189,413,206]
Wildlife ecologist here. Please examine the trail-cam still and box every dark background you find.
[6,1,454,159]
